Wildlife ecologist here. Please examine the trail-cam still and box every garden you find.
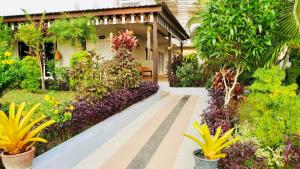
[182,0,300,168]
[0,14,158,169]
[1,0,300,168]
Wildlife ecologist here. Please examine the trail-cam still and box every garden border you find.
[32,91,161,169]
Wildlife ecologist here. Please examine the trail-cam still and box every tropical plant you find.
[284,134,300,168]
[15,11,48,90]
[183,122,240,160]
[0,52,22,94]
[192,0,282,88]
[0,18,12,54]
[49,16,97,50]
[70,50,108,102]
[105,30,141,90]
[175,53,201,87]
[266,0,300,66]
[20,56,41,92]
[218,142,267,169]
[42,94,73,123]
[168,54,183,87]
[0,102,55,155]
[239,67,300,147]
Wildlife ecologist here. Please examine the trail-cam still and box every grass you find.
[0,89,75,111]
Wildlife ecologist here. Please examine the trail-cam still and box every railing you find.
[119,0,155,7]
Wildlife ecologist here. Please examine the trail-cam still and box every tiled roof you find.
[0,0,155,17]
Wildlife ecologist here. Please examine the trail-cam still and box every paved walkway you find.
[73,92,207,169]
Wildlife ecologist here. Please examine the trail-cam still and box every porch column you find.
[152,14,158,83]
[146,25,152,60]
[180,42,183,55]
[168,32,172,82]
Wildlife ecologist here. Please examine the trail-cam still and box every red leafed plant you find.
[284,134,300,168]
[112,30,138,52]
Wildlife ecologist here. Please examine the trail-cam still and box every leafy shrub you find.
[46,66,70,91]
[285,49,300,86]
[202,89,237,133]
[105,30,141,90]
[284,134,300,168]
[70,50,108,102]
[20,56,41,92]
[239,67,300,147]
[70,50,89,68]
[218,142,267,169]
[176,53,201,87]
[176,62,200,87]
[168,54,183,87]
[42,94,73,123]
[38,81,158,154]
[0,57,22,94]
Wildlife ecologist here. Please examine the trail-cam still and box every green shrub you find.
[20,56,40,92]
[0,52,22,93]
[285,49,300,86]
[176,62,201,87]
[70,50,108,102]
[70,50,89,68]
[106,30,141,90]
[239,67,300,148]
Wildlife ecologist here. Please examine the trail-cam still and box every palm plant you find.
[267,0,300,67]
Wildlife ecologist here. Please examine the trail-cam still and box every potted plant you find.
[184,121,240,169]
[0,102,55,169]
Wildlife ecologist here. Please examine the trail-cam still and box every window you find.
[44,42,55,77]
[18,42,30,59]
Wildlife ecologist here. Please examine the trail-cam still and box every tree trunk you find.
[37,52,46,91]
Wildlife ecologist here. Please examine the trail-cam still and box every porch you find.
[4,3,190,84]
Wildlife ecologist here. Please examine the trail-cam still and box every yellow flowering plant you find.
[0,102,55,155]
[184,122,240,160]
[42,94,73,123]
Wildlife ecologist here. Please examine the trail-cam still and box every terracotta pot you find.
[55,51,62,61]
[1,147,35,169]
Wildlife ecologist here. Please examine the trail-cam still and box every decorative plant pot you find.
[193,149,219,169]
[55,51,62,61]
[1,147,35,169]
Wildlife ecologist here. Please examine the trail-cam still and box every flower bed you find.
[37,81,159,155]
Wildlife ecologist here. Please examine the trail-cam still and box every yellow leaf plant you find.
[0,102,55,155]
[184,121,240,160]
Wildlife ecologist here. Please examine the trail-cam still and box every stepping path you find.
[73,92,207,169]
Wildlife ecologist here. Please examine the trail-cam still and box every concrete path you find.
[73,92,207,169]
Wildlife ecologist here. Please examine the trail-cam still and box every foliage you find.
[176,53,201,87]
[0,18,12,54]
[105,30,141,90]
[46,65,70,91]
[70,50,89,68]
[0,52,22,93]
[202,89,238,133]
[267,0,300,66]
[15,11,47,90]
[38,82,158,154]
[70,50,108,102]
[193,0,280,71]
[285,48,300,86]
[184,122,240,160]
[168,54,183,87]
[212,68,245,103]
[255,145,285,168]
[42,94,73,123]
[239,67,300,148]
[49,16,97,49]
[20,56,40,92]
[0,102,55,155]
[284,134,300,168]
[218,142,267,169]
